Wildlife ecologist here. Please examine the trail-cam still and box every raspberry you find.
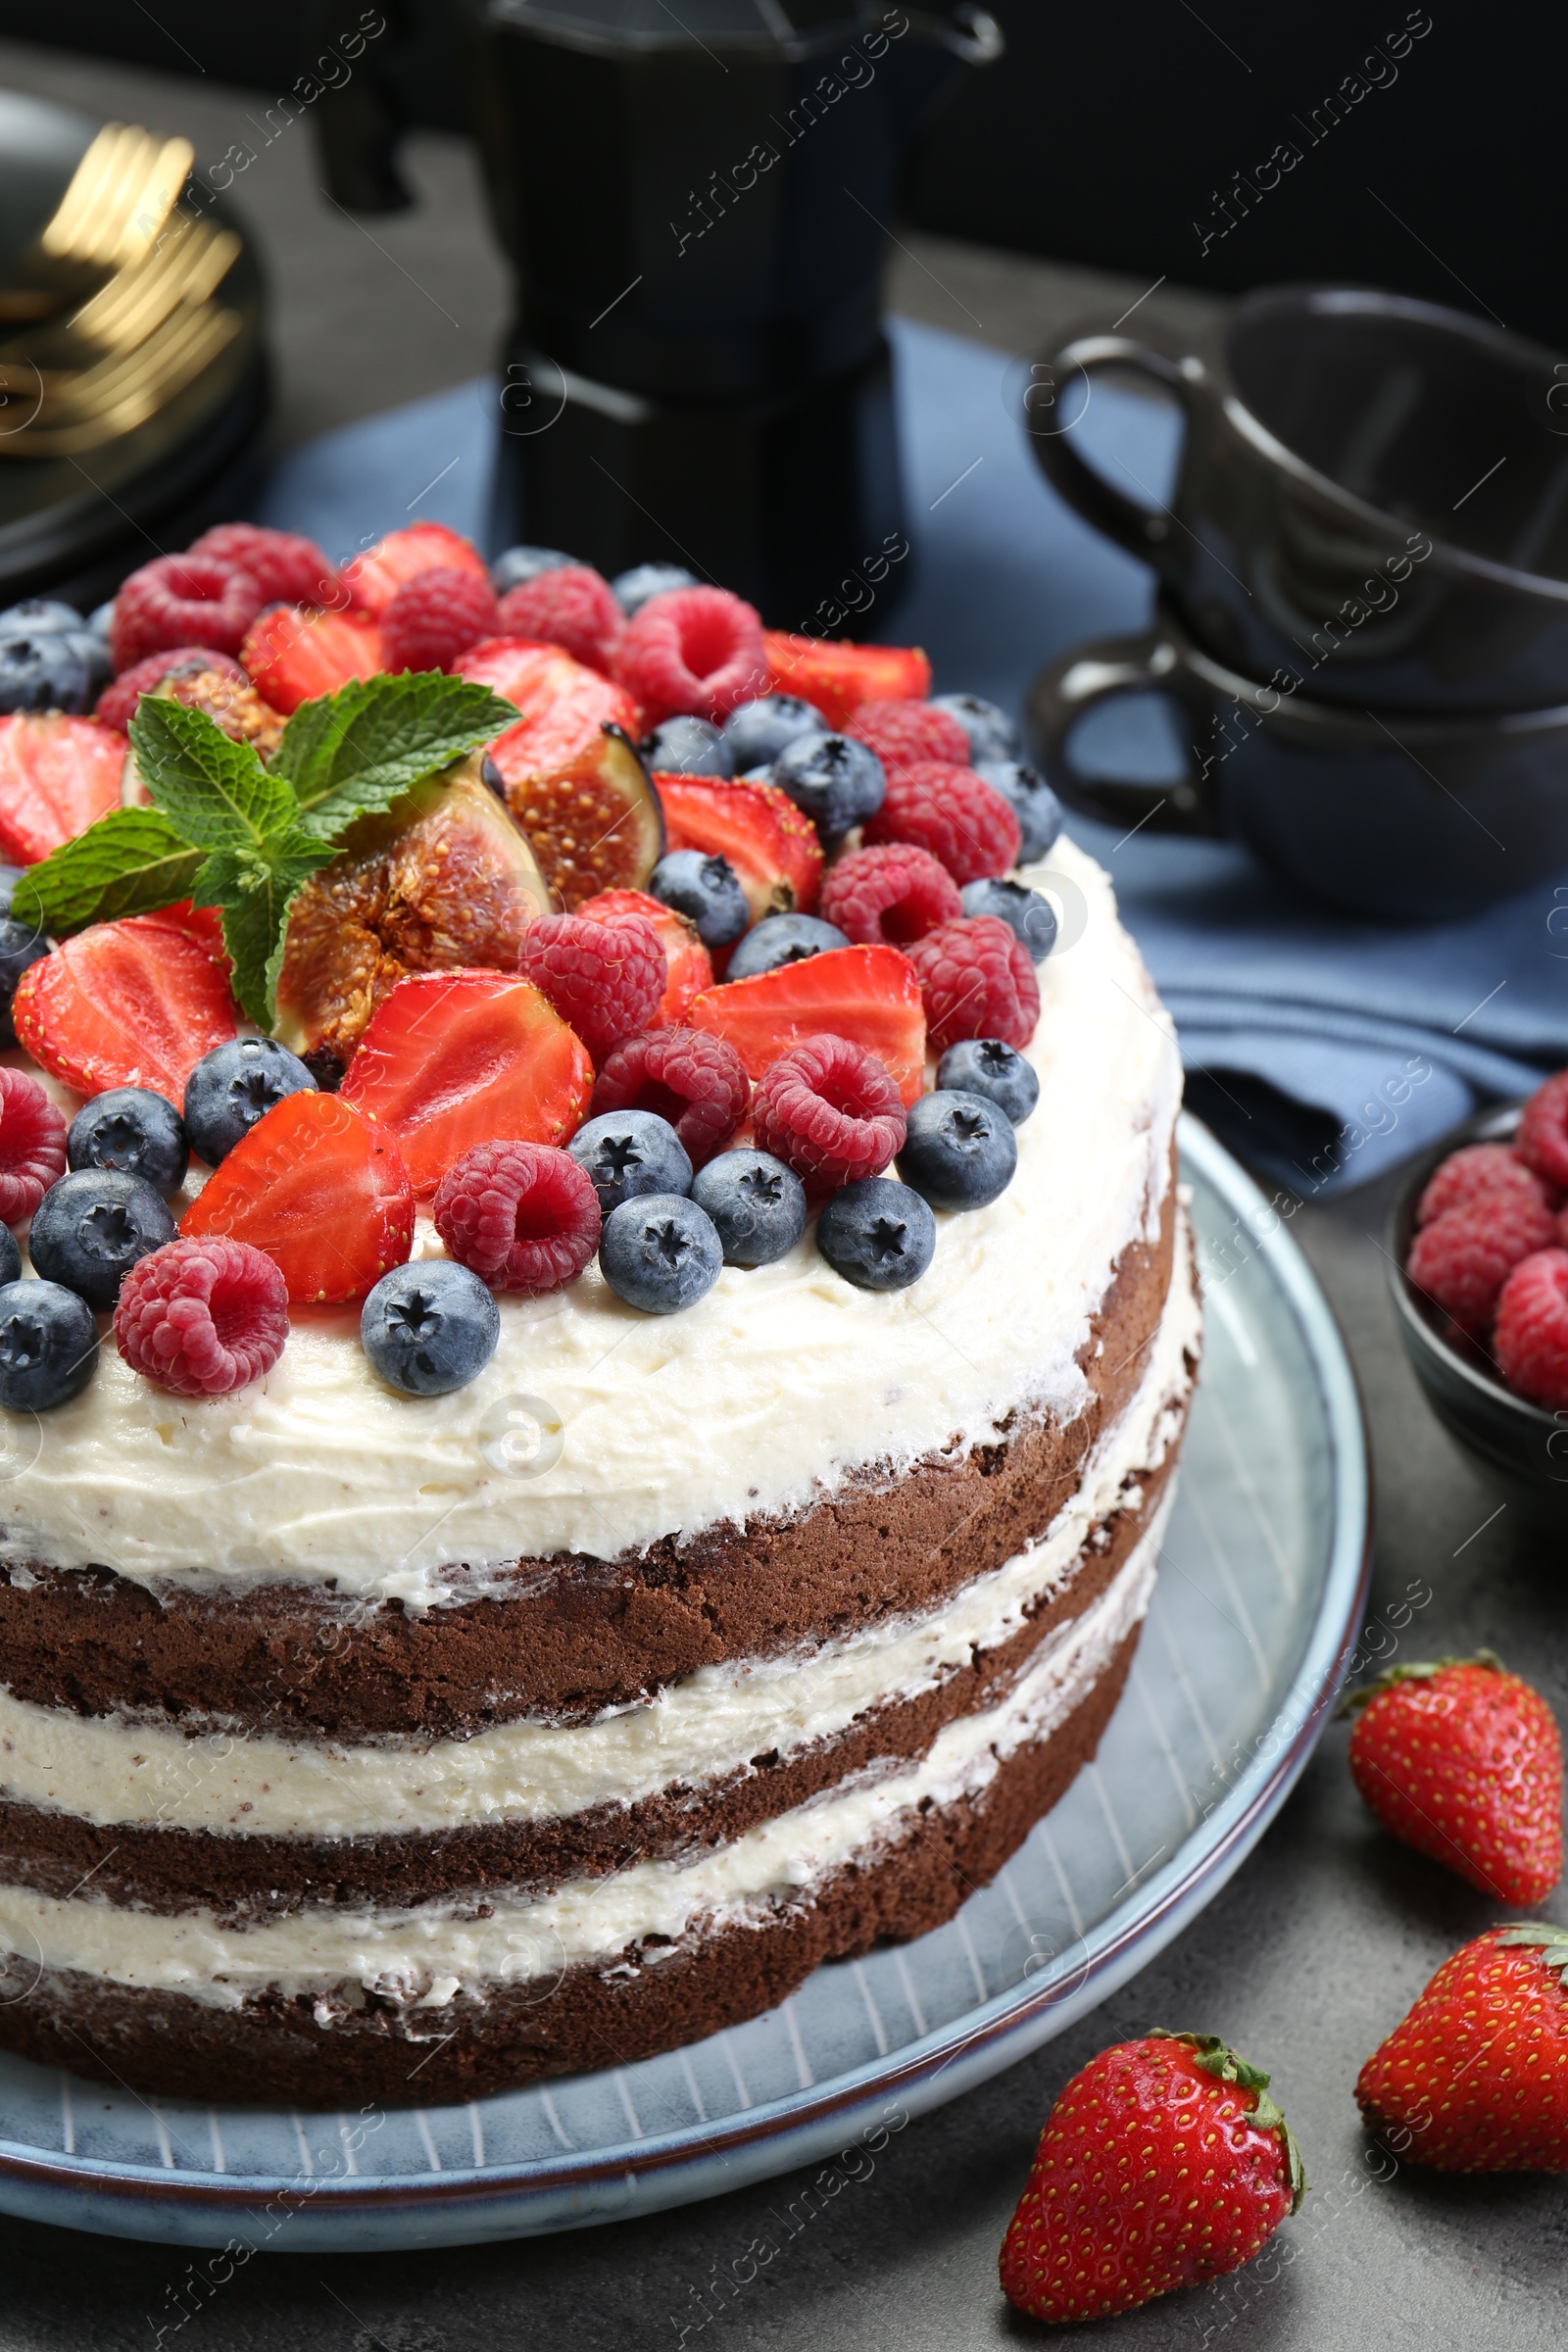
[753,1035,906,1197]
[591,1027,751,1167]
[1494,1247,1568,1406]
[109,556,265,671]
[613,587,768,725]
[1515,1071,1568,1191]
[906,916,1040,1052]
[432,1140,601,1295]
[380,566,501,674]
[113,1236,288,1396]
[517,911,666,1064]
[1406,1197,1557,1332]
[185,523,335,608]
[863,760,1021,884]
[496,564,622,675]
[95,648,246,735]
[846,698,969,774]
[1416,1143,1554,1228]
[0,1067,68,1223]
[819,843,962,948]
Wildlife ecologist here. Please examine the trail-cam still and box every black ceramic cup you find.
[1026,600,1568,921]
[1031,286,1568,712]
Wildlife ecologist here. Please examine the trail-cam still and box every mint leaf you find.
[9,810,204,937]
[273,673,520,842]
[193,834,334,1027]
[129,697,300,852]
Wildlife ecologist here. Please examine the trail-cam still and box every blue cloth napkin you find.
[254,320,1568,1190]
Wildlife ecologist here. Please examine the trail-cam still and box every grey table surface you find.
[1,34,1565,2352]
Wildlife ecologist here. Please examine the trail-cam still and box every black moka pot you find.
[449,1,1002,624]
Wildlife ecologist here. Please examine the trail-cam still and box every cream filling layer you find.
[0,1237,1197,1840]
[0,836,1182,1607]
[0,1517,1160,2008]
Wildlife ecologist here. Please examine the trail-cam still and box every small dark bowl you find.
[1387,1102,1568,1527]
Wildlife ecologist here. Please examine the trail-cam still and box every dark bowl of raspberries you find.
[1391,1075,1568,1525]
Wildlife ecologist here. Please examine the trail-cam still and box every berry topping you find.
[1407,1200,1556,1334]
[492,545,574,595]
[762,632,930,731]
[569,1107,692,1215]
[180,1092,415,1304]
[0,913,49,1046]
[819,842,962,948]
[727,913,849,980]
[1494,1247,1568,1405]
[612,562,700,614]
[432,1139,601,1296]
[114,1235,288,1396]
[183,1037,318,1167]
[0,630,94,716]
[361,1258,501,1396]
[898,1088,1017,1211]
[978,758,1063,861]
[864,759,1021,882]
[0,1279,98,1411]
[690,942,926,1104]
[517,910,666,1063]
[578,888,712,1026]
[753,1034,906,1197]
[960,875,1057,960]
[655,772,823,921]
[906,916,1041,1053]
[930,690,1017,763]
[591,1026,751,1168]
[13,918,236,1102]
[28,1169,177,1310]
[159,663,285,757]
[0,711,125,863]
[722,693,827,772]
[94,648,243,735]
[185,524,335,608]
[600,1192,723,1314]
[770,730,886,839]
[846,697,969,774]
[339,521,490,618]
[68,1089,189,1195]
[690,1149,807,1267]
[614,586,769,724]
[240,606,384,715]
[1515,1070,1568,1191]
[641,714,732,777]
[648,849,749,947]
[110,556,264,671]
[0,1065,69,1223]
[496,563,622,675]
[936,1038,1039,1127]
[380,567,501,675]
[0,1226,16,1286]
[1416,1142,1553,1227]
[816,1176,936,1292]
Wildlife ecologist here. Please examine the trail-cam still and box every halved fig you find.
[273,753,550,1079]
[454,637,663,910]
[121,662,285,807]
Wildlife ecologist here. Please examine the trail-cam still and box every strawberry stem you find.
[1336,1650,1503,1718]
[1494,1924,1568,1975]
[1151,2031,1308,2212]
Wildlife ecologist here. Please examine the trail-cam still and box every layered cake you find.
[0,526,1196,2103]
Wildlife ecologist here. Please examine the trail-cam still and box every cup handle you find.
[1029,334,1196,560]
[1025,624,1221,836]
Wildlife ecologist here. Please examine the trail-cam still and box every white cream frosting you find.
[0,836,1182,1609]
[0,1240,1197,1840]
[0,1514,1161,2008]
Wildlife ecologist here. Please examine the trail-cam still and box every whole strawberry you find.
[1342,1655,1562,1906]
[999,2032,1304,2325]
[1356,1924,1568,2171]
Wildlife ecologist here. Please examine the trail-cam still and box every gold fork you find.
[37,124,194,273]
[0,219,240,374]
[0,302,241,456]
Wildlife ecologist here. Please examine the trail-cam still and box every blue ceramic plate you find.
[0,1115,1370,2250]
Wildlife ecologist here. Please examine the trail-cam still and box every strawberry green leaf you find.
[273,673,520,843]
[8,809,205,937]
[193,832,334,1027]
[129,697,300,853]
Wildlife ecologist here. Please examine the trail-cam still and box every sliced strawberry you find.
[689,944,925,1106]
[339,523,490,619]
[143,901,230,966]
[0,713,126,864]
[340,969,593,1198]
[180,1091,414,1302]
[654,772,824,921]
[577,887,712,1027]
[12,916,237,1101]
[761,632,930,732]
[240,607,384,716]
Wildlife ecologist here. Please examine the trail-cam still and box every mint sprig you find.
[10,671,518,1027]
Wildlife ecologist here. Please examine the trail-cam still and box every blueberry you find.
[361,1260,500,1396]
[491,545,575,594]
[0,1226,19,1286]
[569,1109,693,1215]
[612,562,700,615]
[641,714,732,777]
[897,1090,1017,1211]
[64,628,113,702]
[691,1150,808,1266]
[723,694,826,772]
[0,914,48,1045]
[726,913,850,981]
[0,634,92,715]
[649,849,749,947]
[183,1037,317,1165]
[27,1171,176,1310]
[960,876,1057,962]
[977,759,1062,862]
[936,1038,1039,1127]
[601,1193,723,1313]
[816,1178,936,1291]
[68,1088,189,1195]
[86,600,117,642]
[0,600,84,641]
[930,692,1018,764]
[771,731,885,838]
[0,1280,99,1410]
